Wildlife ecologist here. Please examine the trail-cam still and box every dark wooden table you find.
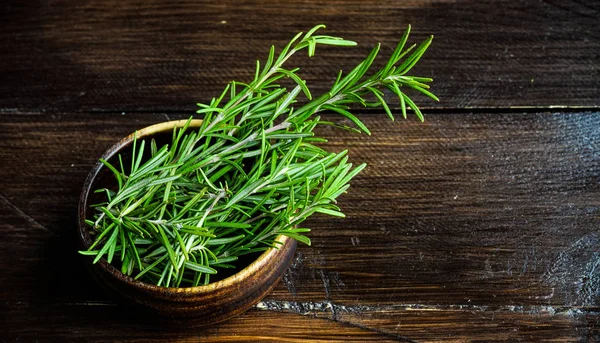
[2,1,599,342]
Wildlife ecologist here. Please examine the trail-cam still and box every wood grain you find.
[2,0,599,341]
[3,302,597,342]
[1,0,599,113]
[2,111,598,342]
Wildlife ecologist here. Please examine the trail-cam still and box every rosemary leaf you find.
[82,24,436,287]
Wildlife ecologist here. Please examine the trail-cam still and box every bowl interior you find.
[78,120,289,291]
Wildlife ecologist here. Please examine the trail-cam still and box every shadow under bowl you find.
[77,119,297,323]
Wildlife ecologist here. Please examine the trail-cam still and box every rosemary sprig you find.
[81,25,437,287]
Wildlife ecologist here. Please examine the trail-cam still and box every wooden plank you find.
[1,0,599,112]
[3,301,598,342]
[3,303,400,342]
[1,111,598,341]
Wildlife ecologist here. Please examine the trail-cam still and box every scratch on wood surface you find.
[10,300,118,308]
[282,253,305,296]
[0,192,59,237]
[256,300,422,343]
[319,269,337,320]
[543,232,600,306]
[256,299,362,317]
[319,270,332,299]
[255,300,599,317]
[67,301,118,307]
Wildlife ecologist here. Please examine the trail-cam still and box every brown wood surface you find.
[1,0,599,342]
[1,0,599,112]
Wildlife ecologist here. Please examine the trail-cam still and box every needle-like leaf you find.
[82,24,435,287]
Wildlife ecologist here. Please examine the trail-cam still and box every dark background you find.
[1,1,599,341]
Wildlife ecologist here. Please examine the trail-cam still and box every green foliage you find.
[81,25,436,287]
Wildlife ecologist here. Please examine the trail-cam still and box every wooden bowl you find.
[77,119,297,323]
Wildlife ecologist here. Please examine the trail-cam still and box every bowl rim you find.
[78,119,291,294]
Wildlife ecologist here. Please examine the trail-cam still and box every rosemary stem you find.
[81,24,436,287]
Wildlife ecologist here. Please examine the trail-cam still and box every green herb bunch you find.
[81,25,437,287]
